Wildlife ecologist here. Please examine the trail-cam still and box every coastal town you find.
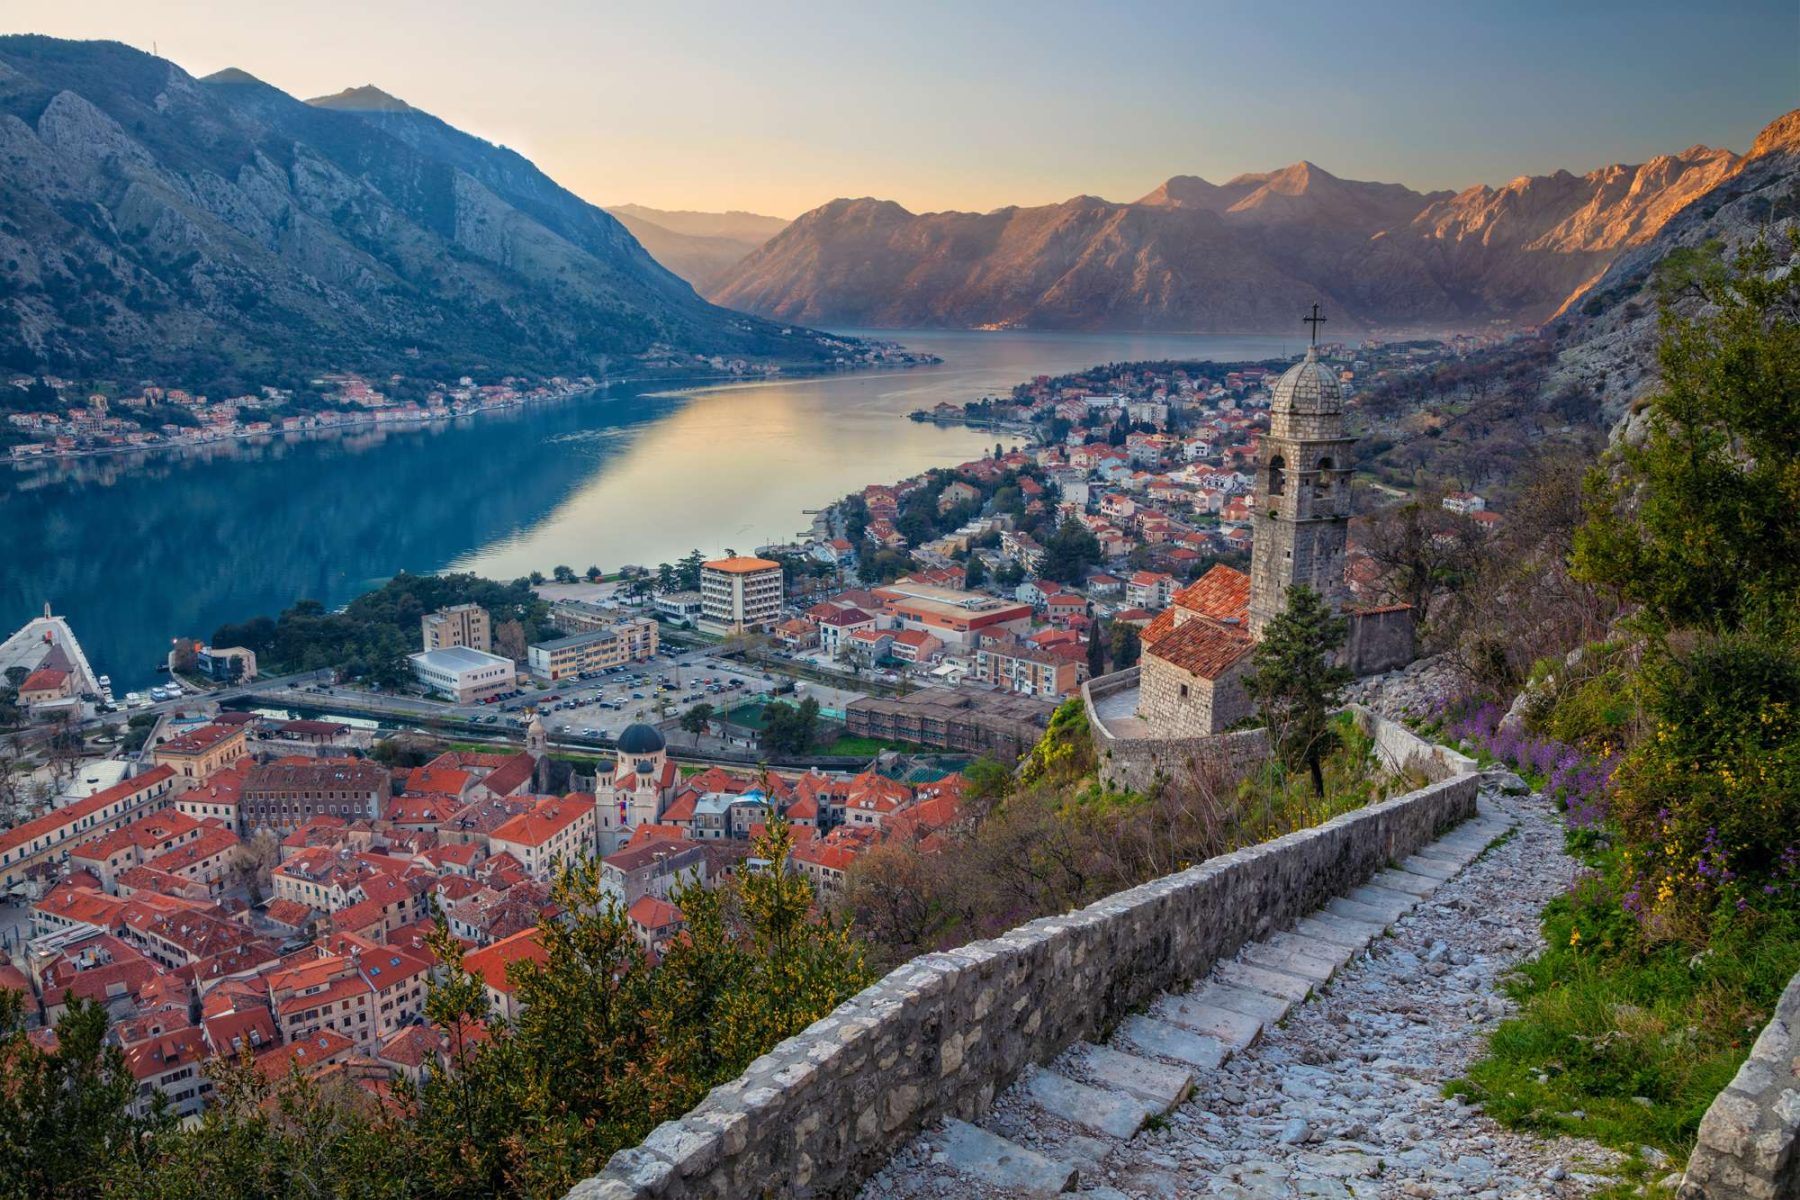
[0,328,1517,1117]
[1,333,933,464]
[0,13,1789,1197]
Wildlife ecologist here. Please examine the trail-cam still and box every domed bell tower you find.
[1249,306,1354,637]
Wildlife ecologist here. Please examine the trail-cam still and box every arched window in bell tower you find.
[1268,455,1286,496]
[1313,457,1334,500]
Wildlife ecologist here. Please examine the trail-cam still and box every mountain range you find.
[603,204,789,291]
[0,37,843,388]
[705,130,1791,333]
[1551,108,1800,425]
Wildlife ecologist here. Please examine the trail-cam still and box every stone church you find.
[1135,341,1414,738]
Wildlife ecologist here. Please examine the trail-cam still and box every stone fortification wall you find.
[1083,672,1468,794]
[564,767,1480,1200]
[1349,703,1479,784]
[1083,667,1268,792]
[1680,967,1800,1199]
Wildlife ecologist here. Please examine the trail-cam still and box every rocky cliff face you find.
[1548,110,1800,430]
[708,130,1788,335]
[0,37,839,383]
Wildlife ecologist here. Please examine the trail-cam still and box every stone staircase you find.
[904,804,1517,1196]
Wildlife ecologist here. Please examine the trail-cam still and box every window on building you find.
[1267,455,1286,496]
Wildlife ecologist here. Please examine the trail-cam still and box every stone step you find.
[1213,958,1315,1002]
[1240,939,1339,985]
[1408,845,1465,869]
[934,1119,1077,1195]
[1371,867,1441,898]
[1294,912,1381,950]
[1151,994,1264,1053]
[1079,1043,1195,1110]
[1023,1066,1157,1139]
[1344,885,1416,923]
[1439,823,1510,853]
[1429,839,1487,863]
[1265,931,1357,973]
[1114,1014,1226,1071]
[1187,981,1291,1026]
[1326,896,1397,928]
[1399,853,1459,880]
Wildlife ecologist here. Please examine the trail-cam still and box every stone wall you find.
[1680,966,1800,1200]
[1346,607,1416,678]
[564,769,1481,1200]
[1350,704,1479,784]
[1084,666,1268,793]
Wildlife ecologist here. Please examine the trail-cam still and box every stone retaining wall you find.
[1680,967,1800,1199]
[1083,667,1269,792]
[1350,704,1479,784]
[565,768,1481,1200]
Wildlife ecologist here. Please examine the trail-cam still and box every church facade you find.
[1134,338,1414,739]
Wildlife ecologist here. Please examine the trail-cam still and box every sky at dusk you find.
[8,0,1795,218]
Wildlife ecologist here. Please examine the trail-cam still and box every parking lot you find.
[458,646,784,741]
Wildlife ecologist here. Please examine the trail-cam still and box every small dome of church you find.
[1270,347,1342,415]
[616,723,666,755]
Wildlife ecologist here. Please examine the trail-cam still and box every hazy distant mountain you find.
[709,134,1783,333]
[0,38,843,386]
[605,204,789,289]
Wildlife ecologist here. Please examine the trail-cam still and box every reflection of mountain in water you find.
[2,387,674,687]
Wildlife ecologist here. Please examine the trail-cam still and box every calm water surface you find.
[4,330,1295,688]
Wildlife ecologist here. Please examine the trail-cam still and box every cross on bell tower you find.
[1303,303,1327,346]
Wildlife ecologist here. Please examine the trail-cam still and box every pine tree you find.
[1244,585,1352,796]
[1086,621,1108,678]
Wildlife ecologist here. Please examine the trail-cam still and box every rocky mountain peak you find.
[1135,174,1227,209]
[306,84,416,113]
[199,67,265,86]
[1750,109,1800,159]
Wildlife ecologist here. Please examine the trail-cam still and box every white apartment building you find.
[698,557,783,634]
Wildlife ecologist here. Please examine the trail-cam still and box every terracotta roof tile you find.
[1145,617,1254,681]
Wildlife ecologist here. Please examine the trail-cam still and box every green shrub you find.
[1610,636,1800,942]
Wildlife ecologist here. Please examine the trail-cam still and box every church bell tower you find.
[1249,306,1354,637]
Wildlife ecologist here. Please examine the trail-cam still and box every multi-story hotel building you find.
[698,557,783,634]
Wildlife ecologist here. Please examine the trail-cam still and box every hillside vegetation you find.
[1440,237,1800,1175]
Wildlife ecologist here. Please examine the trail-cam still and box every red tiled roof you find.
[1145,617,1254,681]
[626,894,683,930]
[1168,564,1251,625]
[0,766,176,859]
[490,795,594,849]
[462,928,547,995]
[20,668,68,692]
[156,723,241,756]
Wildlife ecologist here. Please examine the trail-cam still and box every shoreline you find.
[3,357,938,476]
